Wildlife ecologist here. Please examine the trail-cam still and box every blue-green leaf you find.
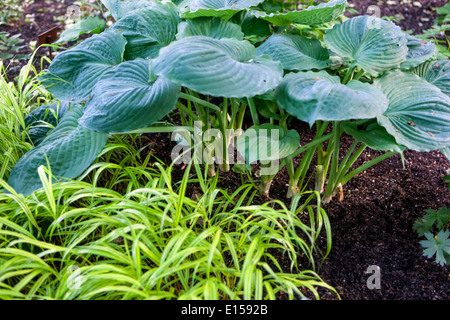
[411,60,450,96]
[152,36,283,98]
[256,34,331,71]
[40,29,127,102]
[323,15,408,76]
[276,71,388,126]
[7,106,109,196]
[111,2,180,60]
[249,0,347,26]
[400,34,436,70]
[79,59,180,133]
[375,71,450,152]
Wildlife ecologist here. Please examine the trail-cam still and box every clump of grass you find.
[0,58,337,299]
[0,159,337,300]
[0,54,53,181]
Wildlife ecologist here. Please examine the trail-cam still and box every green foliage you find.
[0,57,52,181]
[0,32,30,61]
[0,156,337,299]
[57,16,106,43]
[0,0,32,25]
[5,0,450,203]
[415,2,450,59]
[414,207,450,266]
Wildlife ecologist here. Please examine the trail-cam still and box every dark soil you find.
[142,115,450,300]
[347,0,448,34]
[0,0,80,79]
[312,136,450,300]
[2,0,449,300]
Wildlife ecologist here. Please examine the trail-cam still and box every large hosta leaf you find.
[249,0,347,26]
[111,2,180,60]
[276,71,388,126]
[375,71,450,152]
[400,34,436,70]
[101,0,155,20]
[256,34,331,71]
[24,102,72,146]
[323,15,408,76]
[152,36,283,98]
[342,119,406,153]
[79,59,180,133]
[236,123,300,165]
[411,60,450,95]
[176,17,244,40]
[182,0,265,19]
[7,106,109,196]
[40,29,126,102]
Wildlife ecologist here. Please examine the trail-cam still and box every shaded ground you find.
[1,0,449,300]
[311,136,450,300]
[1,0,77,78]
[347,0,447,34]
[141,115,450,300]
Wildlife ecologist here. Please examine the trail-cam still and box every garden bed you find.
[142,116,450,300]
[1,0,449,300]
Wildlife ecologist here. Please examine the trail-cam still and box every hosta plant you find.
[5,0,450,203]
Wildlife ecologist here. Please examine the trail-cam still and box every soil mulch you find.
[1,0,77,79]
[347,0,447,34]
[1,0,449,300]
[141,115,450,300]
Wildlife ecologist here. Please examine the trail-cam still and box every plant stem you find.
[235,103,247,131]
[323,121,341,201]
[286,158,298,198]
[176,101,200,121]
[229,98,239,130]
[292,121,330,182]
[353,68,365,81]
[334,142,367,185]
[341,151,397,186]
[247,97,260,126]
[179,92,220,112]
[342,66,355,85]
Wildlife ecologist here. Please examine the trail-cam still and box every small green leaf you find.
[0,52,13,60]
[419,230,450,266]
[423,207,450,230]
[57,16,106,43]
[413,218,436,237]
